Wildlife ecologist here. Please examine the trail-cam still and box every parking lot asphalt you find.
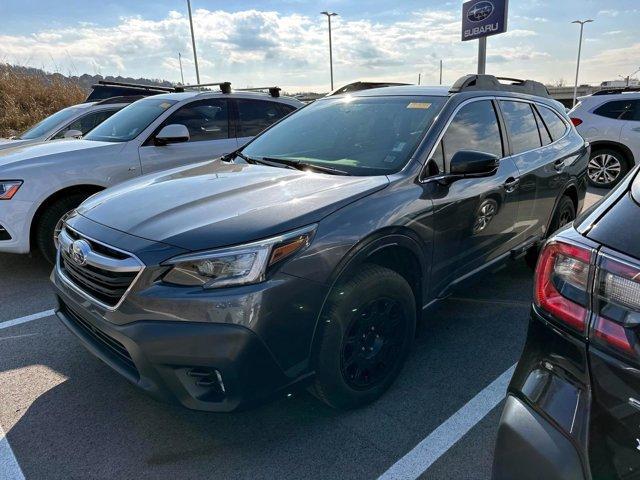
[0,188,606,480]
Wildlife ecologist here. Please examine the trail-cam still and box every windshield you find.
[19,106,83,139]
[84,98,177,142]
[241,95,446,176]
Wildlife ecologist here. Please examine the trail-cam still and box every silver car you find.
[0,87,302,262]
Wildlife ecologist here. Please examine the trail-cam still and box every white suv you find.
[0,86,302,262]
[569,90,640,188]
[0,98,131,151]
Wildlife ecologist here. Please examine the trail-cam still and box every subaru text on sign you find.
[462,0,509,41]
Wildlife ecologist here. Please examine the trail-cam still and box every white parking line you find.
[0,423,25,480]
[0,309,55,331]
[378,364,516,480]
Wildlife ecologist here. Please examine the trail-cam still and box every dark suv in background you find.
[493,165,640,480]
[51,75,589,411]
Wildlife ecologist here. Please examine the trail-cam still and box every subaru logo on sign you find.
[468,1,494,22]
[70,239,91,266]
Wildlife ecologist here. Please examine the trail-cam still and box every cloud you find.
[0,6,634,92]
[597,9,619,17]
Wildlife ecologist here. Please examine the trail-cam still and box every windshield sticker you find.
[407,102,431,109]
[383,154,397,163]
[159,102,173,110]
[392,142,406,152]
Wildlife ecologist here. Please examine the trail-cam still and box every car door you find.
[498,100,568,242]
[234,99,289,148]
[138,98,237,174]
[424,98,520,296]
[620,99,640,166]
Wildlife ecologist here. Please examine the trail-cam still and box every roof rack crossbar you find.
[449,74,551,98]
[177,82,232,94]
[236,86,281,97]
[95,80,176,92]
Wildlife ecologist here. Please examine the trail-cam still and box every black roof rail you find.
[327,81,410,96]
[95,80,176,92]
[94,95,147,105]
[236,86,282,97]
[450,74,551,98]
[177,82,232,94]
[592,86,640,96]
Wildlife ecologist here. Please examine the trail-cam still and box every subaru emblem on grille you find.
[69,239,91,266]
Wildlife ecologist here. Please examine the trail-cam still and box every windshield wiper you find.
[260,157,350,176]
[222,150,256,163]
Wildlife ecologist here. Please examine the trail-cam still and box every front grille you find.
[59,227,141,308]
[61,300,139,379]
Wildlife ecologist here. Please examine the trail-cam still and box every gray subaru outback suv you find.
[52,75,589,411]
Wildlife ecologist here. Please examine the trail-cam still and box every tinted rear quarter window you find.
[532,108,552,146]
[499,100,541,154]
[593,100,637,120]
[537,106,568,141]
[441,100,503,170]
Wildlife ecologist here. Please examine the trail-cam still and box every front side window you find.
[160,99,229,142]
[593,100,637,121]
[441,100,503,170]
[237,100,286,137]
[85,98,177,143]
[52,109,118,139]
[18,106,83,139]
[241,95,446,176]
[500,100,541,154]
[537,106,568,141]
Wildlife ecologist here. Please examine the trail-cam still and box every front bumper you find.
[54,295,298,411]
[0,199,33,253]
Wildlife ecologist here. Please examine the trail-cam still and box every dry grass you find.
[0,64,86,138]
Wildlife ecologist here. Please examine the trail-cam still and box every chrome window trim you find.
[56,225,145,312]
[419,96,573,182]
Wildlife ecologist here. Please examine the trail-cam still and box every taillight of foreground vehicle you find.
[535,240,640,351]
[592,253,640,356]
[570,117,583,127]
[534,241,594,332]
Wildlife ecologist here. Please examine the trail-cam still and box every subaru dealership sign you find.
[462,0,509,41]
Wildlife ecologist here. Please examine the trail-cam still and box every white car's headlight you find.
[162,225,316,289]
[0,180,23,200]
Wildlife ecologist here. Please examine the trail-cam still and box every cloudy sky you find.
[1,0,638,92]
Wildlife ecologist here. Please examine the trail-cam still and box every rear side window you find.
[537,106,568,141]
[442,100,503,170]
[532,108,552,146]
[237,100,285,137]
[162,99,229,142]
[278,103,297,115]
[52,109,118,139]
[500,101,541,154]
[593,100,637,121]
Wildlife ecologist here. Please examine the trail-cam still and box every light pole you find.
[178,52,185,84]
[321,11,338,91]
[187,0,201,84]
[571,19,593,107]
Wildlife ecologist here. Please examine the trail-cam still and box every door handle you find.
[504,177,520,193]
[128,166,137,172]
[554,159,566,172]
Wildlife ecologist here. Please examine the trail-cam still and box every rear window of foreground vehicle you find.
[241,95,447,176]
[85,98,178,143]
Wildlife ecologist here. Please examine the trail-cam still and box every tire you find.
[311,264,416,410]
[525,195,576,270]
[35,193,90,264]
[587,149,629,189]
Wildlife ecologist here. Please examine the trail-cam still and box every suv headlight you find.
[162,225,316,289]
[0,180,23,200]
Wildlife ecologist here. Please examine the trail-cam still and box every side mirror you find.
[63,129,83,139]
[155,124,190,145]
[450,150,499,176]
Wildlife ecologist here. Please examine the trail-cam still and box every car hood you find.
[78,160,389,251]
[0,139,119,169]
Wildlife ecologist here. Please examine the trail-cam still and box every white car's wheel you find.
[587,149,628,189]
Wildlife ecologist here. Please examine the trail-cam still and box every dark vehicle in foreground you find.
[52,75,589,411]
[493,166,640,479]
